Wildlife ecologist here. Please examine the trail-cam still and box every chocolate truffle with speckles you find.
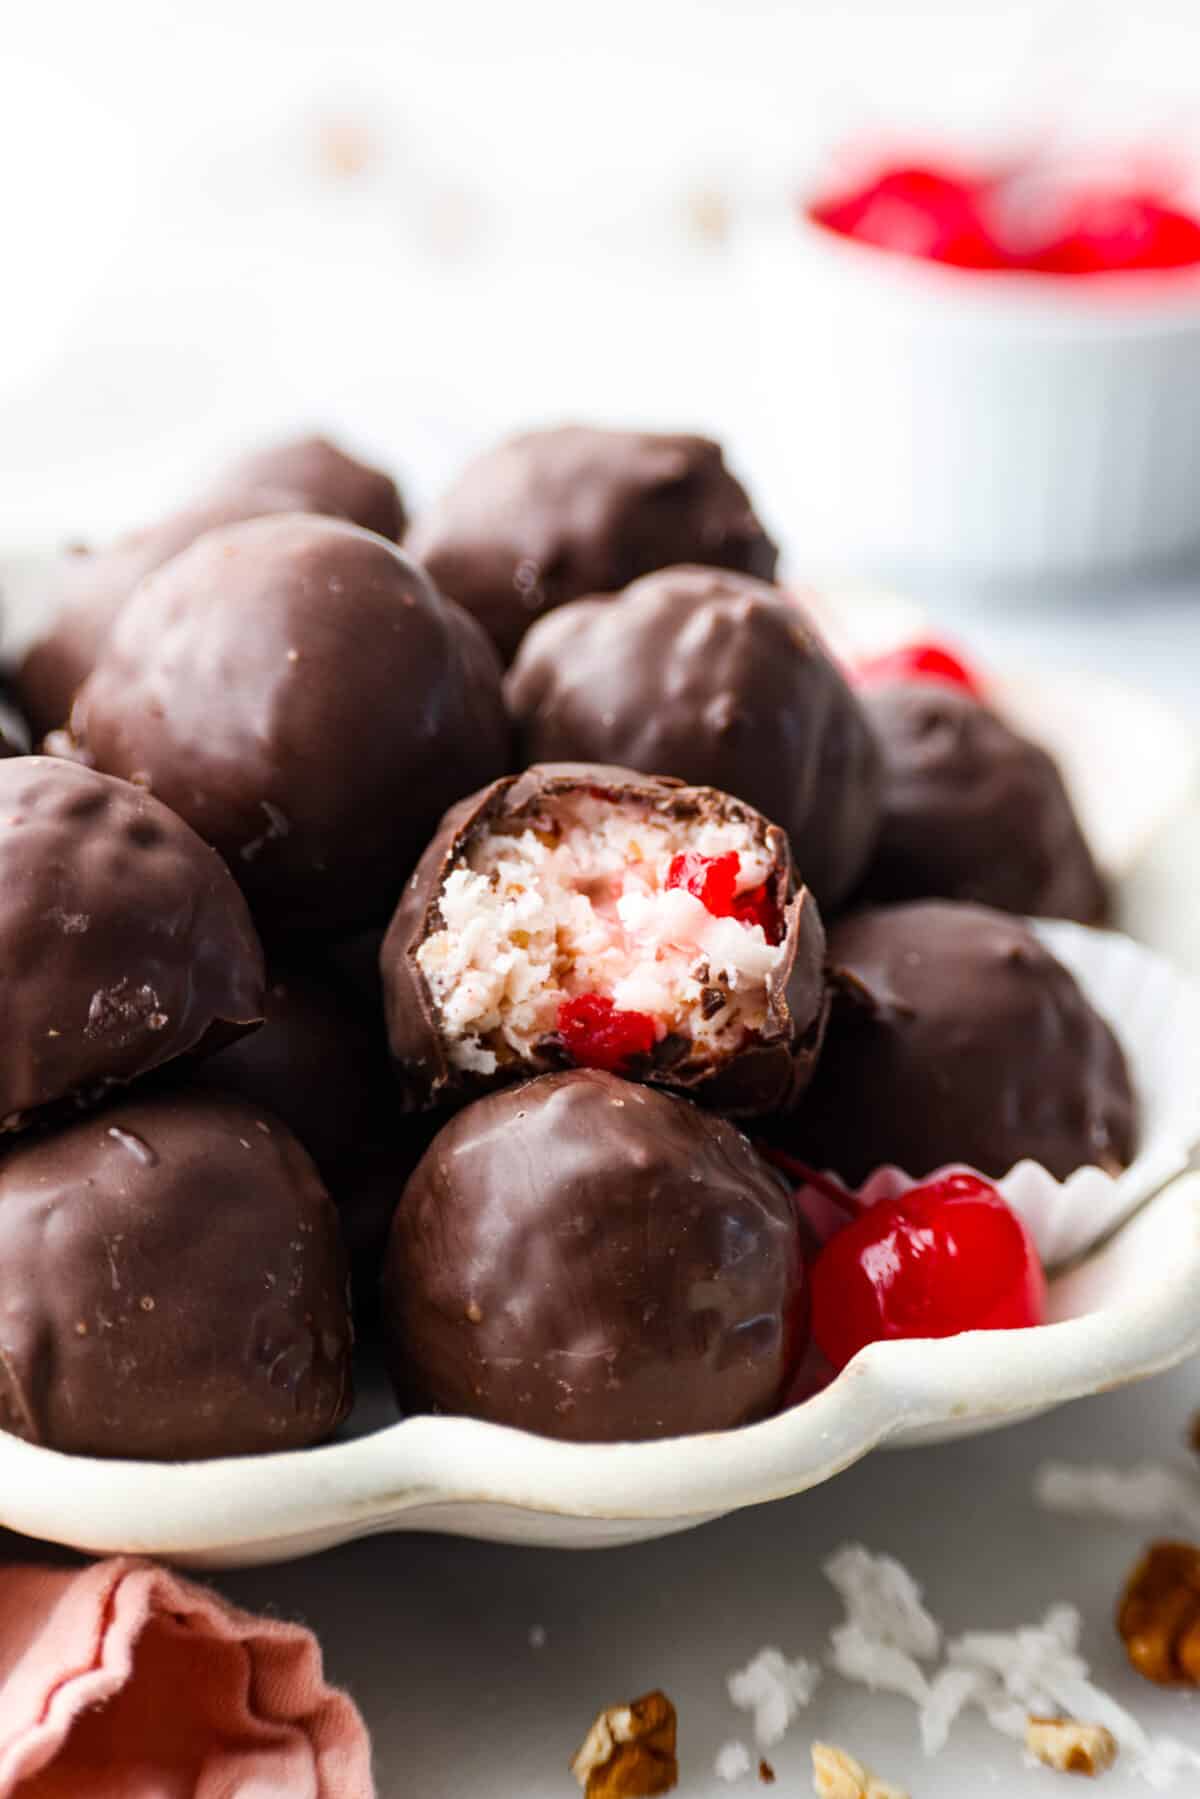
[779,901,1136,1184]
[217,433,405,542]
[0,1090,352,1459]
[856,680,1107,923]
[405,425,778,662]
[383,1068,804,1441]
[0,757,263,1129]
[507,566,882,909]
[63,514,512,935]
[382,762,826,1118]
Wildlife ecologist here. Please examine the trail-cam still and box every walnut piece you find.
[1117,1540,1200,1684]
[571,1691,678,1799]
[1026,1716,1119,1776]
[811,1741,909,1799]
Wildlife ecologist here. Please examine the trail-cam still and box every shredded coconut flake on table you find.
[727,1647,821,1747]
[813,1542,1200,1788]
[1033,1460,1200,1535]
[823,1545,942,1661]
[713,1740,753,1782]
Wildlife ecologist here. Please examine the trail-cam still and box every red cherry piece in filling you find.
[853,639,987,701]
[811,166,1005,268]
[1027,192,1200,275]
[557,993,657,1074]
[810,1171,1046,1372]
[666,851,782,943]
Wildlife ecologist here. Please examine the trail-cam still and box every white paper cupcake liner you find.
[799,921,1200,1271]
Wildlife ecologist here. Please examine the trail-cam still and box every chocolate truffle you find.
[856,681,1107,923]
[384,1068,803,1441]
[0,1090,352,1459]
[13,486,310,740]
[217,433,406,542]
[0,757,264,1128]
[406,425,778,662]
[13,433,404,741]
[507,565,883,910]
[188,961,390,1179]
[383,763,827,1117]
[66,514,512,934]
[784,901,1136,1183]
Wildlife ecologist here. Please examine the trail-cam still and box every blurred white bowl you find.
[746,216,1200,580]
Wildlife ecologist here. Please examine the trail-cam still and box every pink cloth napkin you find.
[0,1557,375,1798]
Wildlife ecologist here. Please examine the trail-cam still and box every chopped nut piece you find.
[811,1741,909,1799]
[571,1691,678,1799]
[1026,1716,1119,1776]
[758,1757,776,1783]
[1117,1541,1200,1684]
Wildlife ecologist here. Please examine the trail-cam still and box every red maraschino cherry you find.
[810,1171,1046,1371]
[810,165,1002,268]
[853,639,987,701]
[557,993,657,1074]
[666,850,781,941]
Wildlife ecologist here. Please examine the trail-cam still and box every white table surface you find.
[5,570,1194,1798]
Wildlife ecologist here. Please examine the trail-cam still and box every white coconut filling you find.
[416,792,786,1075]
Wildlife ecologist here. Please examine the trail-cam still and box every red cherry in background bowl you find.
[809,1171,1046,1373]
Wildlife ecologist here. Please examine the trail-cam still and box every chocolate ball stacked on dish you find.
[0,757,354,1459]
[0,420,1144,1467]
[856,677,1108,923]
[406,425,778,662]
[779,900,1136,1186]
[14,432,405,741]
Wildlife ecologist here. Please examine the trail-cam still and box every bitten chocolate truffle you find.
[382,763,827,1117]
[0,1090,352,1459]
[857,681,1107,923]
[405,426,778,662]
[189,961,390,1179]
[784,901,1136,1183]
[0,757,264,1128]
[507,566,883,910]
[13,487,307,740]
[66,514,512,934]
[384,1069,803,1441]
[218,433,406,542]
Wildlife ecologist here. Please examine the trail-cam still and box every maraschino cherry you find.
[809,1171,1046,1371]
[557,994,656,1074]
[666,850,781,941]
[811,165,1001,268]
[853,639,986,701]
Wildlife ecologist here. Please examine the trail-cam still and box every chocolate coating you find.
[786,901,1136,1184]
[507,566,883,910]
[217,433,406,542]
[67,514,512,934]
[188,961,390,1179]
[382,762,827,1117]
[0,1090,352,1459]
[384,1069,803,1441]
[406,426,778,662]
[13,486,311,740]
[858,681,1107,923]
[0,757,264,1128]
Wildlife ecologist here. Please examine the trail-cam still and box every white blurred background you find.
[3,0,1200,549]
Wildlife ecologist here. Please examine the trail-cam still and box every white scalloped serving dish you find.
[0,1168,1195,1569]
[1,555,1198,1568]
